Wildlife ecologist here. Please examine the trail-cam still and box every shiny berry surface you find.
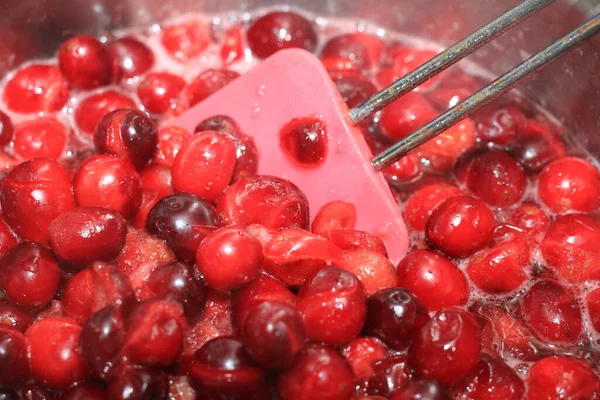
[527,356,599,400]
[13,117,67,160]
[138,72,187,115]
[75,90,136,135]
[279,116,328,167]
[187,69,240,106]
[107,37,155,79]
[247,11,317,58]
[3,65,69,113]
[58,35,117,89]
[0,327,28,385]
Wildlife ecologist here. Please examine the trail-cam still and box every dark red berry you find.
[58,35,118,89]
[247,11,317,58]
[379,92,437,141]
[107,37,155,79]
[0,301,32,332]
[138,72,187,115]
[0,327,28,385]
[279,117,328,167]
[75,90,136,135]
[321,33,384,71]
[0,111,13,147]
[331,74,377,108]
[390,379,449,400]
[187,69,240,106]
[361,355,413,397]
[108,366,168,400]
[62,383,108,400]
[508,120,565,172]
[474,105,527,145]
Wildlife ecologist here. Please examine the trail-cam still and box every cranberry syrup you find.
[0,6,598,400]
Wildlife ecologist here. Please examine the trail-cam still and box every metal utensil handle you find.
[348,0,557,124]
[372,13,600,170]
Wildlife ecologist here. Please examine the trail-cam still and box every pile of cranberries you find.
[0,7,598,400]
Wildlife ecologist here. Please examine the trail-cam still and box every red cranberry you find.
[364,288,429,350]
[508,120,565,172]
[160,20,210,62]
[279,117,328,167]
[189,337,269,400]
[138,72,187,115]
[62,262,135,324]
[188,290,235,349]
[13,117,67,160]
[147,262,207,323]
[0,111,13,146]
[540,214,600,283]
[221,26,244,66]
[107,37,155,79]
[153,126,191,167]
[311,200,356,236]
[196,226,262,291]
[116,228,176,275]
[451,355,524,400]
[321,32,384,71]
[73,154,143,219]
[146,193,222,262]
[510,202,549,234]
[20,385,55,400]
[473,105,527,145]
[0,216,17,259]
[139,163,174,199]
[383,152,423,185]
[342,337,388,381]
[232,274,295,332]
[426,195,494,258]
[49,206,127,266]
[377,46,440,90]
[108,366,168,400]
[62,383,108,400]
[328,229,388,256]
[397,249,469,311]
[390,379,449,400]
[3,65,69,113]
[361,355,413,397]
[296,267,366,345]
[26,317,87,390]
[217,175,309,229]
[0,388,19,400]
[276,344,354,400]
[527,356,600,400]
[79,305,126,381]
[59,35,118,89]
[0,302,32,331]
[404,183,463,231]
[341,248,397,295]
[520,280,582,344]
[187,69,240,107]
[75,90,136,135]
[1,242,60,311]
[242,300,304,369]
[588,288,600,332]
[538,156,600,213]
[133,189,160,229]
[455,150,526,207]
[379,92,437,141]
[1,157,75,243]
[331,74,377,108]
[247,11,317,58]
[416,119,476,172]
[0,327,28,385]
[409,308,481,385]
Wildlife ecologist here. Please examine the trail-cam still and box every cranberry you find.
[153,126,191,167]
[3,64,69,113]
[75,90,136,135]
[328,229,388,256]
[416,119,476,172]
[1,242,60,311]
[409,308,481,385]
[321,32,384,71]
[107,37,154,79]
[59,35,118,89]
[397,249,469,311]
[20,385,55,400]
[247,11,317,58]
[383,152,423,185]
[361,355,413,397]
[146,193,222,262]
[520,280,582,344]
[108,366,168,400]
[341,248,397,295]
[331,74,377,108]
[187,69,240,106]
[451,355,524,400]
[311,200,356,236]
[160,20,210,62]
[390,380,449,400]
[342,337,388,381]
[587,288,600,332]
[1,157,75,243]
[0,388,19,400]
[404,183,463,231]
[116,228,176,275]
[527,356,600,399]
[221,26,244,66]
[0,302,32,331]
[0,111,13,146]
[188,290,235,349]
[510,202,549,234]
[189,337,269,400]
[138,72,187,115]
[13,117,67,160]
[276,344,354,400]
[0,216,17,258]
[426,195,494,258]
[508,120,565,172]
[540,214,600,283]
[378,46,440,89]
[133,189,160,229]
[232,274,295,332]
[26,317,87,389]
[455,150,526,207]
[196,226,262,291]
[62,383,108,400]
[473,105,527,145]
[379,92,437,141]
[279,116,328,167]
[0,327,28,385]
[139,163,174,199]
[363,288,429,350]
[73,154,143,219]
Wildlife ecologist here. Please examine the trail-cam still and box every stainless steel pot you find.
[1,0,599,156]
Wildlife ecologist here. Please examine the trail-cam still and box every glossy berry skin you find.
[0,111,13,146]
[1,242,60,311]
[196,226,263,291]
[108,366,168,400]
[404,183,463,231]
[587,288,600,332]
[171,130,237,202]
[390,380,449,400]
[153,126,191,167]
[20,384,55,400]
[1,157,75,243]
[510,202,549,234]
[408,308,481,385]
[527,356,600,400]
[520,280,582,344]
[95,109,158,169]
[221,26,244,66]
[247,11,317,58]
[426,195,494,258]
[75,90,136,135]
[363,288,429,350]
[508,121,565,172]
[276,344,354,400]
[26,317,87,390]
[341,337,388,381]
[3,65,69,113]
[73,154,143,219]
[58,35,117,89]
[138,72,187,115]
[160,20,210,62]
[279,117,328,167]
[242,301,305,370]
[296,267,367,346]
[474,105,526,145]
[455,150,526,207]
[187,69,240,106]
[311,200,356,236]
[189,337,269,400]
[107,37,155,79]
[331,74,377,108]
[139,163,174,199]
[0,327,28,385]
[416,119,476,172]
[379,92,438,141]
[0,302,32,332]
[0,217,17,259]
[397,249,469,311]
[146,193,222,262]
[322,33,384,72]
[61,383,108,400]
[360,355,413,397]
[49,206,127,266]
[217,175,309,229]
[538,157,600,213]
[13,117,67,160]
